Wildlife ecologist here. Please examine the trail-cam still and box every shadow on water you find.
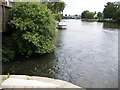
[103,22,120,29]
[2,53,58,78]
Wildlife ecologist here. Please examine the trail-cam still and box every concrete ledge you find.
[0,75,84,89]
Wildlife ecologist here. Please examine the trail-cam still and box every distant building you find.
[0,0,7,5]
[113,1,120,5]
[113,1,120,9]
[9,0,15,6]
[0,0,15,6]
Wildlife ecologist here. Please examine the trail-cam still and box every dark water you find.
[2,20,119,88]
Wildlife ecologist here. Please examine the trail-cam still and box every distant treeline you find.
[63,14,81,19]
[81,2,120,23]
[64,1,120,23]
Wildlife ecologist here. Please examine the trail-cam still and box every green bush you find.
[53,14,62,22]
[9,2,56,56]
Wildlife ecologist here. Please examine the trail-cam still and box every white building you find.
[113,1,120,5]
[0,0,14,6]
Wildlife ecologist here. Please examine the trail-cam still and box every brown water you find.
[2,20,119,88]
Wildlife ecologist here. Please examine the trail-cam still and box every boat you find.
[58,21,67,29]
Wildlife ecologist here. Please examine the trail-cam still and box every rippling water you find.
[2,20,119,88]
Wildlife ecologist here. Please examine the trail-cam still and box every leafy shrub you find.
[53,14,62,22]
[9,2,56,56]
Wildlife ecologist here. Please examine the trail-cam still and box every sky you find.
[63,0,119,15]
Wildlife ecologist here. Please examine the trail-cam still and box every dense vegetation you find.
[103,2,120,23]
[2,2,56,62]
[103,2,117,19]
[97,12,103,20]
[81,10,95,19]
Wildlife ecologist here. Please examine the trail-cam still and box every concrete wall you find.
[0,5,2,32]
[0,5,11,32]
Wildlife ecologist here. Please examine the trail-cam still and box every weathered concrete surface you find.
[0,75,84,89]
[0,5,2,32]
[0,5,11,32]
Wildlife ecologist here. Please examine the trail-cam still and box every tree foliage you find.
[103,2,117,19]
[81,10,95,19]
[44,1,65,14]
[43,1,65,21]
[97,12,103,19]
[103,2,120,22]
[115,9,120,22]
[9,2,56,57]
[114,4,120,22]
[53,14,62,22]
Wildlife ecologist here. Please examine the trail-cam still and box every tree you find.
[81,10,88,19]
[97,12,103,19]
[65,14,67,16]
[43,1,65,21]
[9,2,56,57]
[44,1,65,14]
[103,2,117,19]
[74,14,78,16]
[114,7,120,22]
[81,10,95,19]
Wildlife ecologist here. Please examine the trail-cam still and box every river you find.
[2,20,119,88]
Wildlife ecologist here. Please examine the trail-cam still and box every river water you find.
[2,20,119,88]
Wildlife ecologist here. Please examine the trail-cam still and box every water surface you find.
[3,20,119,88]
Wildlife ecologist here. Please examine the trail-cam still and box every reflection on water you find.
[103,22,120,29]
[3,53,57,77]
[2,20,118,88]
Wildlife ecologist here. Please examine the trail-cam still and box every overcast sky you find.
[63,0,119,15]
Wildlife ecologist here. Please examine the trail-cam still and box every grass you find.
[2,75,8,82]
[97,19,117,23]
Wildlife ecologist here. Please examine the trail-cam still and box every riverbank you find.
[0,75,84,89]
[81,19,98,22]
[81,19,119,23]
[97,19,117,23]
